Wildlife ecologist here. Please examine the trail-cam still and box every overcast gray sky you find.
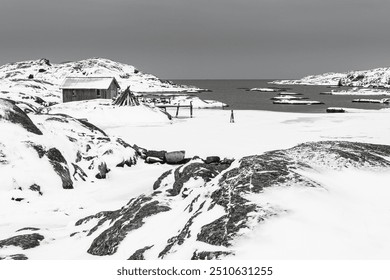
[1,0,390,78]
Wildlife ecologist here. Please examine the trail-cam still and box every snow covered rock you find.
[0,98,138,200]
[74,141,390,259]
[273,66,390,88]
[0,99,42,135]
[0,233,44,250]
[0,57,199,108]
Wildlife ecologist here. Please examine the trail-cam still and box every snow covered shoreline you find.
[2,101,390,260]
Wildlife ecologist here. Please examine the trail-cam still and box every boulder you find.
[204,156,220,164]
[145,150,166,162]
[95,162,110,179]
[165,151,185,164]
[145,157,164,164]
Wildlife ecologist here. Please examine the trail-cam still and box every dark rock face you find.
[156,161,232,196]
[0,98,42,135]
[29,184,42,195]
[46,148,73,189]
[128,245,154,260]
[165,151,185,164]
[204,156,220,164]
[191,251,232,260]
[31,144,46,158]
[0,254,28,260]
[197,141,390,247]
[153,169,172,190]
[0,233,44,250]
[77,195,171,256]
[76,141,390,259]
[95,161,110,179]
[145,150,166,162]
[77,118,108,137]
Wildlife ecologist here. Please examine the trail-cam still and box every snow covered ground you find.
[2,93,390,260]
[106,107,390,159]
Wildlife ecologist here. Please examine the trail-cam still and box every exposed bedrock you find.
[76,141,390,259]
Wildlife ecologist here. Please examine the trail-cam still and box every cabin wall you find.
[108,82,118,99]
[62,84,119,103]
[63,89,101,103]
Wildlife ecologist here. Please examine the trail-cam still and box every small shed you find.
[60,77,120,103]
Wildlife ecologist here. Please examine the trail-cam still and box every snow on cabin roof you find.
[60,77,120,90]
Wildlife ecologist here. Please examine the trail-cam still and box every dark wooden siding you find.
[108,81,118,99]
[62,81,119,103]
[62,89,98,102]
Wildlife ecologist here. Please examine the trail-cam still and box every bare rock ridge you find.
[0,98,42,134]
[0,233,44,250]
[75,141,390,259]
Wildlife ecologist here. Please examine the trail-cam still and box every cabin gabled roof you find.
[60,77,120,90]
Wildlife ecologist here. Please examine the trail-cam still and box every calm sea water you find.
[172,79,390,113]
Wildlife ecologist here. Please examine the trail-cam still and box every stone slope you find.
[74,141,390,259]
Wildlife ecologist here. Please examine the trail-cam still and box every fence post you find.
[190,101,193,118]
[176,103,180,117]
[230,110,235,123]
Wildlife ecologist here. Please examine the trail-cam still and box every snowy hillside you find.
[273,66,390,88]
[0,58,197,108]
[0,98,137,198]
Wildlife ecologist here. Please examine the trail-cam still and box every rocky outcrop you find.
[128,246,154,260]
[0,233,44,250]
[191,251,232,260]
[76,195,171,256]
[153,161,231,196]
[46,148,73,189]
[0,254,28,260]
[76,141,390,259]
[0,98,42,135]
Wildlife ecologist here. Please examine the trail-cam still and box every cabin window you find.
[97,89,101,97]
[72,90,76,97]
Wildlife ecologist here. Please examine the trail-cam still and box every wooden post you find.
[230,110,235,123]
[190,101,193,118]
[176,103,180,117]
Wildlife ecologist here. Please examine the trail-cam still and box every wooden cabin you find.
[60,77,120,103]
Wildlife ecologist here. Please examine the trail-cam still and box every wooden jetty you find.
[156,102,193,118]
